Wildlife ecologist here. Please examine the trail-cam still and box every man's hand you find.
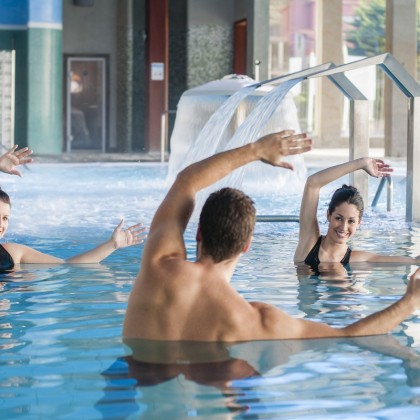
[254,130,312,170]
[0,145,33,177]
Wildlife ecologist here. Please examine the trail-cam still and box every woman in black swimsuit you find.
[294,157,420,268]
[0,145,146,270]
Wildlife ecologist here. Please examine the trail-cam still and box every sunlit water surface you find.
[0,162,419,419]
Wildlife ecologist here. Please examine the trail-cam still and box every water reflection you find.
[98,336,420,418]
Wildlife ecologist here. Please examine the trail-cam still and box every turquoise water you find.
[0,162,419,419]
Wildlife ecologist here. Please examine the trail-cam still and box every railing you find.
[262,53,420,223]
[256,215,299,223]
[371,176,393,212]
[302,54,420,223]
[165,54,419,222]
[160,109,177,162]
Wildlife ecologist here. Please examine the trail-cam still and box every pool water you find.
[0,161,419,419]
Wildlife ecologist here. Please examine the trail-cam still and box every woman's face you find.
[327,202,361,244]
[0,201,10,238]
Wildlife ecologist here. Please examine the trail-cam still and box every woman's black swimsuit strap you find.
[341,246,352,265]
[304,235,352,267]
[304,236,322,266]
[0,244,14,271]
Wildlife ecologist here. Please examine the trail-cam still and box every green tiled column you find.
[0,0,63,154]
[0,31,29,150]
[27,28,62,154]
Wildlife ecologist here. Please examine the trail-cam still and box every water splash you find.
[209,78,304,189]
[167,78,259,182]
[167,75,308,219]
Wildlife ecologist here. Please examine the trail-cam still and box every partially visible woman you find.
[294,157,420,267]
[0,145,146,269]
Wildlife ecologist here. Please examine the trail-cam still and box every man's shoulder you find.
[249,301,292,334]
[138,257,206,285]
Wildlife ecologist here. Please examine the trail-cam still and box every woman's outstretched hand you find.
[364,158,393,178]
[0,145,33,177]
[111,219,147,249]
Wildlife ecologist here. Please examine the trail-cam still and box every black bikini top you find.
[0,244,15,272]
[304,235,352,267]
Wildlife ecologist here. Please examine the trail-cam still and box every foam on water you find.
[167,75,307,213]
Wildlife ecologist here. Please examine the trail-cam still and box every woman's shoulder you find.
[2,242,33,261]
[2,242,30,251]
[294,234,322,263]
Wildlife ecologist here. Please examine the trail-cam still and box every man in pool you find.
[123,130,420,341]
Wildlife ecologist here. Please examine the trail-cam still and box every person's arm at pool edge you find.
[350,250,420,264]
[5,219,146,264]
[66,219,146,263]
[255,267,420,339]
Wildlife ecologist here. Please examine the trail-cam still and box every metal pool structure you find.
[166,53,420,223]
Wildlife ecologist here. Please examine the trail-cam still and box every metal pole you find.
[160,111,167,162]
[407,96,420,222]
[254,60,261,82]
[256,215,299,223]
[387,176,393,212]
[349,99,370,205]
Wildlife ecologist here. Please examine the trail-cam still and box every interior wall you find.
[168,0,188,142]
[187,0,235,88]
[234,0,269,80]
[188,0,235,25]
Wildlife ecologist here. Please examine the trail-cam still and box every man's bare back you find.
[123,131,420,342]
[124,257,267,341]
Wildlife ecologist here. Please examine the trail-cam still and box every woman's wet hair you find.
[328,184,363,218]
[0,188,11,206]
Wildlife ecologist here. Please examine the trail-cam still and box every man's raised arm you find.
[143,131,312,262]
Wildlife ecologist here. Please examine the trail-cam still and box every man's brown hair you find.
[199,188,256,263]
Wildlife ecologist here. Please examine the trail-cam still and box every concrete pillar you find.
[0,0,63,154]
[248,0,269,81]
[145,0,168,153]
[27,24,62,154]
[385,0,417,157]
[117,0,134,152]
[315,0,343,147]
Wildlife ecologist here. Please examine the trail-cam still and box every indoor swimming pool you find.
[0,160,419,419]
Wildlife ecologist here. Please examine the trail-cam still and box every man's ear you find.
[196,225,201,242]
[242,237,253,254]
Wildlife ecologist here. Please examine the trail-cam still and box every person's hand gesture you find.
[255,130,312,170]
[111,219,147,249]
[364,158,393,178]
[0,145,33,177]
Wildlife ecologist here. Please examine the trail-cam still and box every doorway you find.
[234,19,247,75]
[65,57,106,152]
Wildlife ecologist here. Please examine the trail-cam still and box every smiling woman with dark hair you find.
[294,157,420,268]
